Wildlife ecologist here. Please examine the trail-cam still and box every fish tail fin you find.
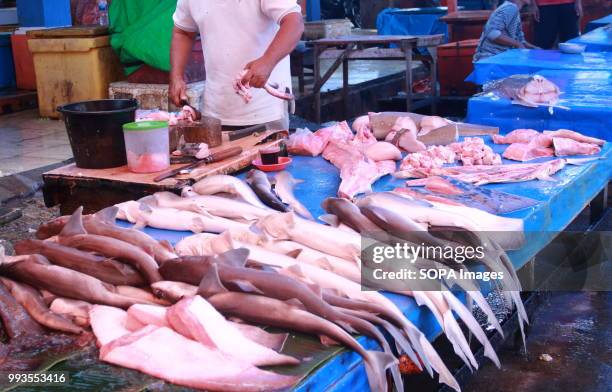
[419,334,461,392]
[363,350,397,392]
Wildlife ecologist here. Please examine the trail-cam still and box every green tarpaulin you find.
[109,0,177,75]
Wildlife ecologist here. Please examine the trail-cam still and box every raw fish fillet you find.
[403,159,566,185]
[338,159,395,199]
[286,128,326,156]
[544,129,605,146]
[552,137,601,156]
[491,129,539,144]
[100,325,297,392]
[502,134,554,162]
[167,296,298,366]
[365,142,402,161]
[89,305,132,346]
[423,176,463,195]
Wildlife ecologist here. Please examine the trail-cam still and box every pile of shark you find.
[0,171,529,392]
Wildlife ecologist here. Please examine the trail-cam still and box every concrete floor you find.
[0,110,72,177]
[465,291,611,392]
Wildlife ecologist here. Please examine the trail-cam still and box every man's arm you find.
[492,34,526,48]
[169,27,197,106]
[241,12,304,88]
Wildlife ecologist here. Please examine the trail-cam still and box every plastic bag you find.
[286,128,326,157]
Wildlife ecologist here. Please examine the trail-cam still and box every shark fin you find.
[213,248,249,268]
[59,207,87,237]
[197,264,228,298]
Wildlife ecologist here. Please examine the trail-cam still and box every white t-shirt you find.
[173,0,300,126]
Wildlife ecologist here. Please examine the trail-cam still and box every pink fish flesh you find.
[491,129,540,144]
[100,325,297,392]
[553,137,601,156]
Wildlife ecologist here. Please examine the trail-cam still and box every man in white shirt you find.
[170,0,304,130]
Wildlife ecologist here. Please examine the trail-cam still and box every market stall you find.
[466,49,612,85]
[584,13,612,33]
[466,70,612,137]
[566,26,612,52]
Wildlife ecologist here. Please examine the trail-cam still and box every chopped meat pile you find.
[449,137,502,166]
[399,146,456,173]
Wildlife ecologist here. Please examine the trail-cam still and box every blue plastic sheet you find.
[567,26,612,52]
[585,14,612,33]
[466,49,612,85]
[377,8,449,42]
[123,137,611,391]
[466,69,612,138]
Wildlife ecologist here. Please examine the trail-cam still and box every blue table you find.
[466,49,612,85]
[132,140,611,391]
[567,26,612,52]
[466,69,612,138]
[585,14,612,33]
[377,7,450,43]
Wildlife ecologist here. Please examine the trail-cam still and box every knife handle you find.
[206,146,243,163]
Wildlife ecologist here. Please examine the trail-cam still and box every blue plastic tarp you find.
[126,138,611,391]
[466,69,612,138]
[585,14,612,33]
[377,8,449,42]
[567,26,612,52]
[466,49,612,85]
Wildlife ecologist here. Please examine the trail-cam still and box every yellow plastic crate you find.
[28,35,125,118]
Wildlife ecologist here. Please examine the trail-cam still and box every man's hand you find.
[169,76,187,107]
[574,0,583,17]
[241,56,275,88]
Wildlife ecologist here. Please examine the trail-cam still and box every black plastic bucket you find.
[57,99,138,169]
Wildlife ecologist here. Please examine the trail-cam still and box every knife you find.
[153,146,243,182]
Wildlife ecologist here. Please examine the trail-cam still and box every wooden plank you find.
[43,130,287,187]
[27,25,109,38]
[312,35,418,45]
[319,47,405,60]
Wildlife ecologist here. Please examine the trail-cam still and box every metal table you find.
[309,34,445,123]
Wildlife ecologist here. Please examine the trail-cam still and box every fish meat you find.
[401,159,567,185]
[449,137,502,166]
[14,239,145,286]
[127,302,288,351]
[502,134,554,162]
[58,207,162,283]
[402,177,539,214]
[207,291,397,392]
[166,296,299,366]
[99,324,298,392]
[0,277,83,334]
[49,298,92,328]
[245,169,290,212]
[544,129,605,146]
[89,305,132,346]
[155,191,271,221]
[321,197,389,242]
[483,74,560,107]
[117,201,247,234]
[365,142,402,161]
[491,129,540,144]
[1,255,152,308]
[315,121,354,144]
[387,117,426,153]
[151,281,198,302]
[0,278,45,339]
[255,212,361,262]
[274,172,314,220]
[553,137,601,156]
[419,116,449,135]
[339,158,396,199]
[34,207,178,264]
[358,192,524,250]
[286,127,327,156]
[192,175,269,210]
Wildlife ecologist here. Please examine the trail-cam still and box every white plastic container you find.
[123,121,170,173]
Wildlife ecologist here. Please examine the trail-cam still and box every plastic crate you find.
[16,0,72,27]
[0,32,16,88]
[11,28,39,90]
[28,28,125,118]
[437,39,479,97]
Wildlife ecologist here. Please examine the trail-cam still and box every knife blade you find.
[153,146,243,182]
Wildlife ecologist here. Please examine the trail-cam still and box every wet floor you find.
[464,291,612,392]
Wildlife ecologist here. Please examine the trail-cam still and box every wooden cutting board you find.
[44,130,287,187]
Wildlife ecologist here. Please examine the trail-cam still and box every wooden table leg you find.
[313,45,321,124]
[590,184,609,225]
[401,40,413,112]
[342,57,349,119]
[429,46,438,114]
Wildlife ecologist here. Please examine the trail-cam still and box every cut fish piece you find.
[100,325,298,392]
[553,137,601,156]
[166,296,299,366]
[491,129,539,144]
[89,305,132,346]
